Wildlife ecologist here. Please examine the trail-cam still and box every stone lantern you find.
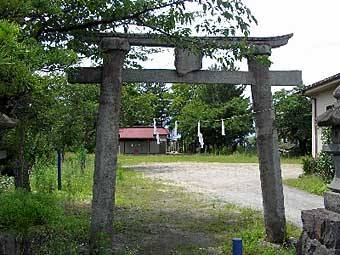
[318,85,340,211]
[298,85,340,254]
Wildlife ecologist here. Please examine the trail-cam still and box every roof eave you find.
[303,79,340,97]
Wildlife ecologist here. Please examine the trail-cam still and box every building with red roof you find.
[119,127,169,154]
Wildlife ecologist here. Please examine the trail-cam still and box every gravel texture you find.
[126,162,324,227]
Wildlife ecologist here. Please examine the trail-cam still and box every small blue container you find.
[232,238,242,255]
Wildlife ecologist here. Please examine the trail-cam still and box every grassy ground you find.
[118,153,302,165]
[0,154,300,254]
[283,175,327,196]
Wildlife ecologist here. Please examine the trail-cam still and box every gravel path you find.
[126,162,323,227]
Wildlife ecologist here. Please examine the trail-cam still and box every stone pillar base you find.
[325,191,340,214]
[0,233,16,255]
[297,208,340,254]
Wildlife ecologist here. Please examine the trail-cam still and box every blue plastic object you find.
[232,238,242,255]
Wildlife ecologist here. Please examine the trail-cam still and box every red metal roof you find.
[119,127,169,139]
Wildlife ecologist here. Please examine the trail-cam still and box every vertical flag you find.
[156,132,160,145]
[197,121,204,148]
[198,133,204,148]
[197,121,201,137]
[174,121,178,140]
[221,119,225,136]
[153,118,157,135]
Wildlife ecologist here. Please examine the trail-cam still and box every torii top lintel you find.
[69,33,302,86]
[86,33,293,49]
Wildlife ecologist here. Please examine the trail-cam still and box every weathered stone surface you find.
[316,85,340,199]
[298,230,340,255]
[300,85,340,254]
[0,114,17,129]
[87,32,294,49]
[325,192,340,214]
[68,67,303,86]
[174,48,203,76]
[248,57,286,243]
[253,44,272,55]
[299,209,340,254]
[0,233,16,255]
[90,38,129,252]
[302,210,317,239]
[100,37,130,51]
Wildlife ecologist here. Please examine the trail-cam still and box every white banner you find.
[222,119,225,136]
[197,121,204,148]
[153,118,157,135]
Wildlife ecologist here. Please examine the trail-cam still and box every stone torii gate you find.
[69,33,302,245]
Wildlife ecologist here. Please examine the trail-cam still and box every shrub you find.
[316,151,335,183]
[30,158,57,193]
[302,156,317,175]
[0,175,14,193]
[0,190,62,234]
[313,128,335,182]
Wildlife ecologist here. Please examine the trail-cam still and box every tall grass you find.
[118,153,303,165]
[0,153,300,254]
[284,175,327,196]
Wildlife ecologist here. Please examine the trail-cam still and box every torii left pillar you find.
[90,38,130,253]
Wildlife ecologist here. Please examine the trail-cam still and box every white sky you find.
[243,0,340,86]
[142,0,340,93]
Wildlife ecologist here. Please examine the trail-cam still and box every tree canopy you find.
[172,83,253,153]
[273,87,312,155]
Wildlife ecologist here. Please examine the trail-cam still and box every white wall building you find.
[302,73,340,158]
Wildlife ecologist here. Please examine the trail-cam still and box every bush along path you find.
[283,129,334,196]
[1,155,299,254]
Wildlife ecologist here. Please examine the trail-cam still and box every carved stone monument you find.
[298,85,340,254]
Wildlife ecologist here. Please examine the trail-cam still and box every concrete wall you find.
[312,90,336,157]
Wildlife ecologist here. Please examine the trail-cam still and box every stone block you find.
[252,45,272,55]
[100,38,130,51]
[0,233,16,255]
[299,209,340,254]
[298,231,340,255]
[302,209,317,239]
[174,48,203,76]
[314,209,327,243]
[325,191,340,214]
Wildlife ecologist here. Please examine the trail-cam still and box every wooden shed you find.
[119,127,169,154]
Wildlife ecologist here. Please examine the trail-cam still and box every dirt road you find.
[127,162,323,227]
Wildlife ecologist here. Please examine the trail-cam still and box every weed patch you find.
[284,175,327,196]
[1,155,300,254]
[119,153,302,165]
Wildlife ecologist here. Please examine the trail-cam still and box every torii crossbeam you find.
[69,33,302,245]
[70,33,301,86]
[69,68,301,86]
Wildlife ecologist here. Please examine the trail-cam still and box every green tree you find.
[0,21,77,190]
[121,83,171,126]
[273,87,312,155]
[173,83,253,153]
[121,83,156,126]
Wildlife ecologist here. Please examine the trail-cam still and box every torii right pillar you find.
[248,45,286,244]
